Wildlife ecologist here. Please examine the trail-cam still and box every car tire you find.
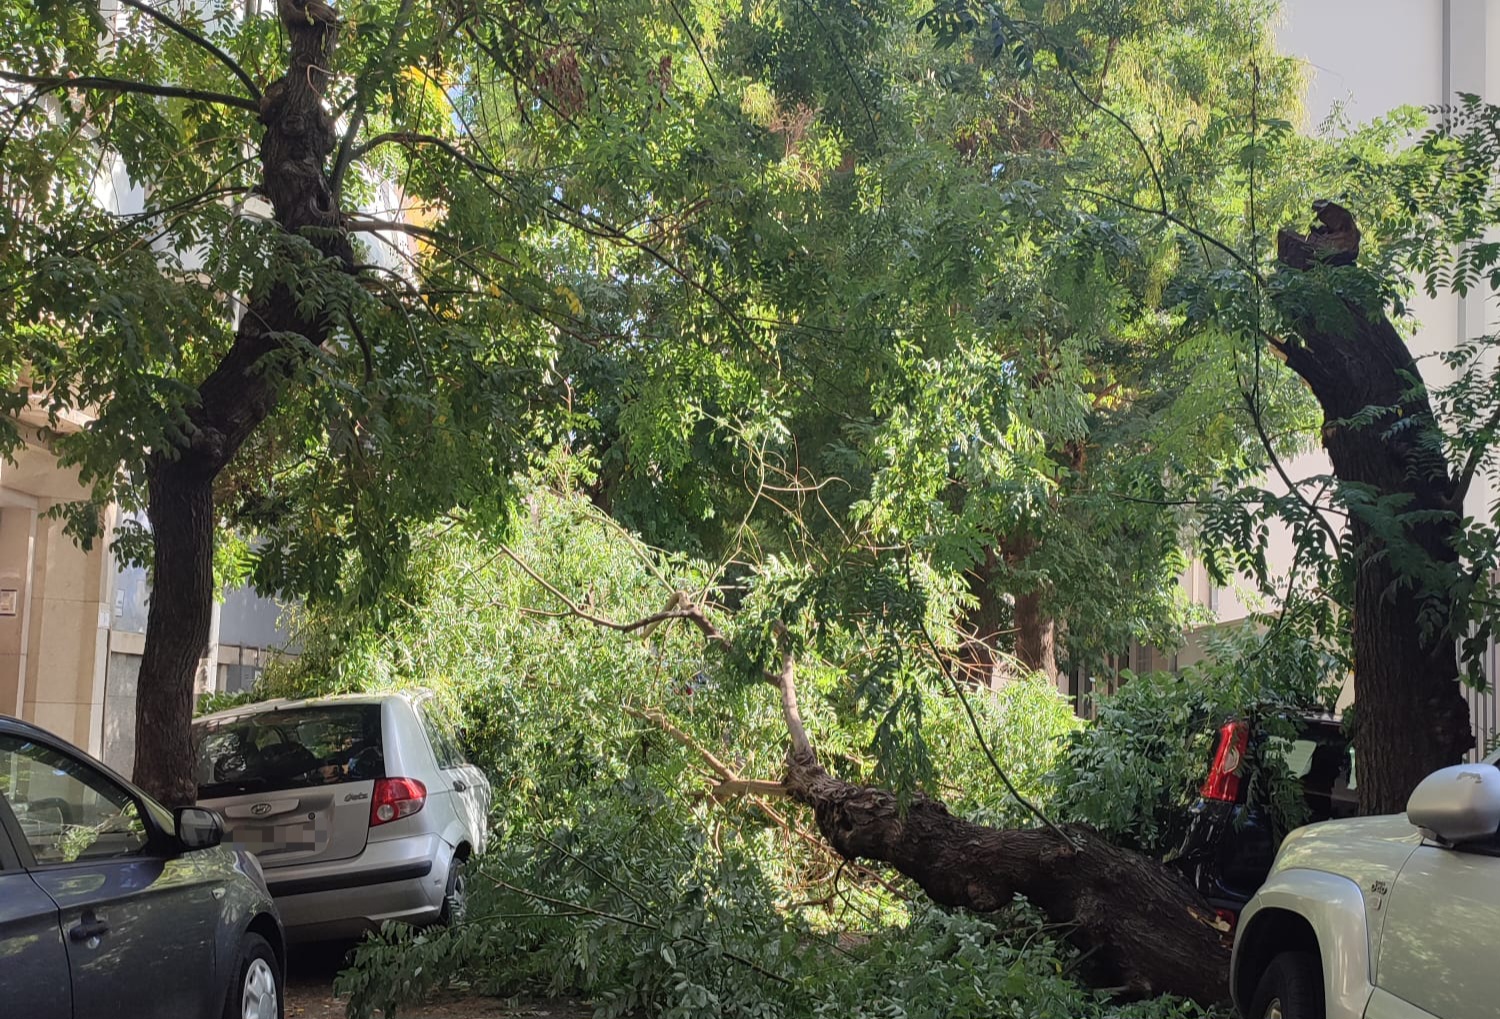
[1247,951,1323,1019]
[439,854,468,927]
[223,932,283,1019]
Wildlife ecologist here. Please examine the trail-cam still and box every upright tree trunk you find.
[133,465,217,804]
[1012,587,1058,684]
[959,550,1006,688]
[1275,203,1473,815]
[132,0,352,804]
[959,547,1059,687]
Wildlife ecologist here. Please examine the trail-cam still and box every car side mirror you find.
[1407,763,1500,846]
[175,806,224,851]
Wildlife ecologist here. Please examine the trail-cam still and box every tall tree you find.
[0,0,714,800]
[565,0,1314,690]
[1247,94,1500,810]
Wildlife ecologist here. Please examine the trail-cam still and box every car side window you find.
[0,735,149,864]
[417,705,461,769]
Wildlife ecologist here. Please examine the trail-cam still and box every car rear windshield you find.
[194,704,385,800]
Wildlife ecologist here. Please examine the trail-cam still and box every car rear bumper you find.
[264,832,452,940]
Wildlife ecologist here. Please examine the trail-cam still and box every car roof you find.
[194,689,430,725]
[0,714,164,810]
[0,713,64,741]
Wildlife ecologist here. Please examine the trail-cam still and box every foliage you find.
[1051,623,1343,856]
[341,870,1225,1019]
[245,481,1141,1015]
[536,0,1322,679]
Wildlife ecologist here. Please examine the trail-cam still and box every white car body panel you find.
[1236,869,1375,1019]
[1232,801,1500,1019]
[1271,815,1422,955]
[1374,843,1500,1019]
[1365,989,1439,1019]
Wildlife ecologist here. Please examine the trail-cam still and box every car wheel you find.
[223,932,282,1019]
[439,854,468,927]
[1247,951,1323,1019]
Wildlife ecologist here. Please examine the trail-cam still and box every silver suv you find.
[193,691,490,942]
[1231,750,1500,1019]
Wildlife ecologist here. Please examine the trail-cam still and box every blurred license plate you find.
[232,816,330,856]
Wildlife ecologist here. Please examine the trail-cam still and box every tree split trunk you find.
[133,0,353,804]
[767,650,1229,1006]
[1273,202,1474,815]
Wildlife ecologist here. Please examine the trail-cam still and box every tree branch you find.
[116,0,262,101]
[1452,399,1500,506]
[1233,343,1343,550]
[330,0,417,198]
[664,0,722,102]
[904,583,1079,849]
[351,130,511,179]
[773,647,816,765]
[0,70,259,112]
[1067,186,1258,274]
[498,545,735,655]
[626,706,740,781]
[710,778,791,799]
[1063,65,1167,216]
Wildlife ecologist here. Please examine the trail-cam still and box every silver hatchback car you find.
[193,691,490,942]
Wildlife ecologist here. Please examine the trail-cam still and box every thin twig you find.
[904,557,1080,849]
[331,0,417,198]
[1063,64,1166,216]
[665,0,722,101]
[498,544,735,654]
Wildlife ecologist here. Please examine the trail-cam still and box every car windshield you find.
[193,704,385,799]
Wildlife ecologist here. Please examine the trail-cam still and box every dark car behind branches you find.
[1170,710,1356,927]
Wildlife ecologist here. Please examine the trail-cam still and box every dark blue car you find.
[0,714,285,1018]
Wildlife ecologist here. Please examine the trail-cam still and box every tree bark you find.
[1012,586,1058,684]
[770,651,1228,1005]
[958,559,1058,688]
[959,549,1006,688]
[1273,202,1473,815]
[132,0,353,805]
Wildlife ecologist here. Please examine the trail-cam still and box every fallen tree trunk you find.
[509,566,1233,1004]
[770,649,1230,1005]
[784,759,1229,1002]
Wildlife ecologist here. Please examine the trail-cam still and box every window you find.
[193,704,386,799]
[1270,728,1357,822]
[417,704,463,769]
[0,735,149,864]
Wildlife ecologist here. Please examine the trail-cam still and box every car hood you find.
[1274,814,1423,889]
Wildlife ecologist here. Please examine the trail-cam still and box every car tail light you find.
[1201,720,1249,803]
[371,777,426,826]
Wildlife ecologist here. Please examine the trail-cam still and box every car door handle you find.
[69,913,110,942]
[452,779,468,792]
